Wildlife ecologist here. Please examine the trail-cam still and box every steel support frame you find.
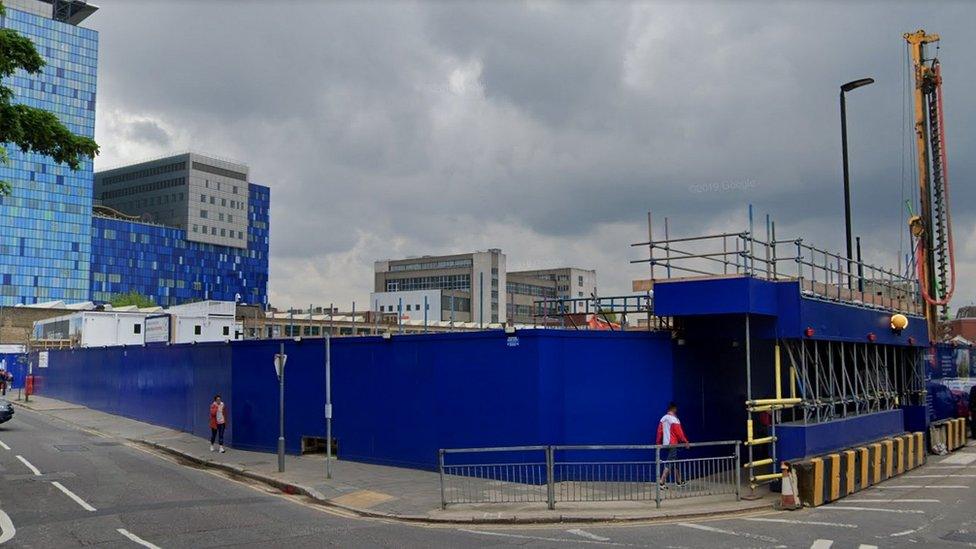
[782,339,920,424]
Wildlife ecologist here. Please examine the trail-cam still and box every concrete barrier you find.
[930,417,967,454]
[791,432,925,508]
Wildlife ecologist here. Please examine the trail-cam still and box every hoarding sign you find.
[145,315,171,344]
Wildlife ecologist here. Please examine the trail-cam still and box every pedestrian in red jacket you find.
[656,402,690,488]
[209,394,227,453]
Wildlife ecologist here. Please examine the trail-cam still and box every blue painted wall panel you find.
[36,331,674,471]
[654,277,779,317]
[37,344,232,441]
[776,409,905,462]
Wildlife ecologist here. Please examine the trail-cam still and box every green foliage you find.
[0,1,99,196]
[109,290,156,309]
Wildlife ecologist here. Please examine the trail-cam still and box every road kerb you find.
[135,439,774,525]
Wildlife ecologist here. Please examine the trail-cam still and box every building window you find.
[222,198,227,207]
[406,304,412,311]
[200,194,206,202]
[223,326,230,336]
[227,215,233,223]
[192,225,198,233]
[579,276,584,285]
[200,209,208,218]
[220,228,226,236]
[209,196,215,204]
[194,325,202,335]
[134,324,142,334]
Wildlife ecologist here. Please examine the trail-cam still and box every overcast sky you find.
[86,1,976,312]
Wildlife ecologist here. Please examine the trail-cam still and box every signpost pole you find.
[277,342,286,473]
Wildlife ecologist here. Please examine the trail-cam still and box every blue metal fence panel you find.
[35,330,674,471]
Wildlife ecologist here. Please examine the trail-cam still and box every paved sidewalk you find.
[11,394,775,523]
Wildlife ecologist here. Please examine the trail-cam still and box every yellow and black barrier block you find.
[870,442,883,485]
[790,431,933,508]
[857,446,870,490]
[792,458,824,507]
[843,450,856,496]
[881,439,894,480]
[914,432,925,466]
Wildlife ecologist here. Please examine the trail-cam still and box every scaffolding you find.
[630,217,922,317]
[531,293,670,331]
[781,338,925,423]
[633,215,926,489]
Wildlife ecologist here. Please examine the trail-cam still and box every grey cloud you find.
[123,119,172,146]
[88,1,976,307]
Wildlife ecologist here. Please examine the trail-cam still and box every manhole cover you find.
[54,444,90,452]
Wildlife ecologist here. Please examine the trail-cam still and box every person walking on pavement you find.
[656,402,690,489]
[209,394,227,453]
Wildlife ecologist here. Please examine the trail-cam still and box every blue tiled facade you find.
[90,184,270,307]
[0,6,98,305]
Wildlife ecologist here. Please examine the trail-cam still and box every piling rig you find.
[905,30,956,341]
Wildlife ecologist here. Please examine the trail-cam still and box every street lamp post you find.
[840,77,875,286]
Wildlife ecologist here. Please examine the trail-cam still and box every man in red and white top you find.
[656,402,689,488]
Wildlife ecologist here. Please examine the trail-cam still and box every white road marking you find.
[819,505,924,514]
[458,529,630,546]
[51,481,96,512]
[677,522,778,543]
[908,474,976,478]
[744,517,856,528]
[858,545,878,549]
[15,455,40,476]
[117,528,161,549]
[940,453,976,465]
[810,540,833,549]
[0,440,10,450]
[568,529,611,542]
[891,527,924,537]
[846,499,940,503]
[879,485,967,489]
[0,509,15,544]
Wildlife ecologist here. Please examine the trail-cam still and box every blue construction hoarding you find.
[33,275,938,469]
[36,330,676,470]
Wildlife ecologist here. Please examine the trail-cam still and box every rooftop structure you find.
[95,152,252,249]
[3,0,98,24]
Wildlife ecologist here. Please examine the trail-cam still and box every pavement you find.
[5,395,976,547]
[8,395,775,524]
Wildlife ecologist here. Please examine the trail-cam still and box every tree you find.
[0,1,99,196]
[110,290,156,309]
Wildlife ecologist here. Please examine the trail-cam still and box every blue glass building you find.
[0,1,98,306]
[2,3,271,308]
[90,183,270,307]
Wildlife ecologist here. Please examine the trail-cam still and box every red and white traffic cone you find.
[779,463,801,510]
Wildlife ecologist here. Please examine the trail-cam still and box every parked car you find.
[0,399,13,424]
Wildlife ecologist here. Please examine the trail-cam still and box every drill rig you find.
[905,30,956,341]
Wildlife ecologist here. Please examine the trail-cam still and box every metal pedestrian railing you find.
[439,441,740,509]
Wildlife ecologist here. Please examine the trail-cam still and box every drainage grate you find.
[53,444,90,452]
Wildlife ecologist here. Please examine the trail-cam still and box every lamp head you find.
[841,78,875,92]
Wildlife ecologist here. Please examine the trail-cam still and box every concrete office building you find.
[509,267,598,300]
[95,152,251,249]
[373,250,505,325]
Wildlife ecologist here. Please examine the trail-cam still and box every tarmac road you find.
[2,406,975,548]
